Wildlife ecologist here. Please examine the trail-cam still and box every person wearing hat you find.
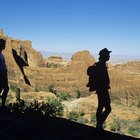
[94,48,112,131]
[0,39,9,107]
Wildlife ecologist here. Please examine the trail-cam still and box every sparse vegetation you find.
[9,99,26,113]
[79,111,85,116]
[76,90,81,99]
[77,116,88,124]
[8,98,64,117]
[56,92,71,101]
[43,98,64,117]
[90,112,96,127]
[128,117,140,137]
[110,118,133,135]
[10,85,21,100]
[10,85,18,93]
[110,118,121,132]
[128,125,140,137]
[5,87,140,138]
[47,85,56,94]
[45,62,59,68]
[67,111,79,121]
[67,111,86,123]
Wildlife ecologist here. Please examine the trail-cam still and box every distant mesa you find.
[47,55,63,62]
[71,50,95,64]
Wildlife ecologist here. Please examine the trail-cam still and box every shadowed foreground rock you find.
[0,109,139,140]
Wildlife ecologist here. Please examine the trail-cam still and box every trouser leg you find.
[2,85,9,106]
[100,104,111,126]
[96,104,103,128]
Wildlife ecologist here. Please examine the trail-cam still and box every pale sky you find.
[0,0,140,56]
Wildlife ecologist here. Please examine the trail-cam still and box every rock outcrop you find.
[0,30,95,93]
[45,55,69,68]
[0,30,44,91]
[109,61,140,106]
[24,50,95,92]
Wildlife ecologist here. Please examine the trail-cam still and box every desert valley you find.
[0,29,140,139]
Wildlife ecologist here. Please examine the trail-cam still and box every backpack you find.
[86,63,97,92]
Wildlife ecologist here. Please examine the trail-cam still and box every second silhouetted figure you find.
[0,39,9,107]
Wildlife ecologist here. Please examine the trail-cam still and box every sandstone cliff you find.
[0,30,44,91]
[109,61,140,106]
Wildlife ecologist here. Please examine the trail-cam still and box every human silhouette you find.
[88,48,112,131]
[0,39,9,107]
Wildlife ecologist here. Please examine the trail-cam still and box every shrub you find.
[128,125,140,137]
[46,62,58,68]
[9,99,26,113]
[10,85,21,101]
[68,111,80,121]
[127,117,140,137]
[77,117,88,124]
[67,111,86,123]
[79,111,85,116]
[56,92,71,101]
[110,118,122,132]
[90,112,96,127]
[41,98,64,117]
[8,98,64,117]
[47,85,56,94]
[10,85,18,93]
[76,90,81,99]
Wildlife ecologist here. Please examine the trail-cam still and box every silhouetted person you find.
[95,48,112,131]
[0,39,9,107]
[87,48,112,131]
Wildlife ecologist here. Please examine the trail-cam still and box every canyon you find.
[0,30,140,106]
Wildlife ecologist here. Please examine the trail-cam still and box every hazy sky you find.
[0,0,140,55]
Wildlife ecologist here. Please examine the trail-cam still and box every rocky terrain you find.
[1,30,140,106]
[5,91,140,138]
[1,29,140,139]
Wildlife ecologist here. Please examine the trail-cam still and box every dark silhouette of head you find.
[98,48,112,62]
[0,39,6,51]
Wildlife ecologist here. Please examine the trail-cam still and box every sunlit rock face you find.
[0,30,44,91]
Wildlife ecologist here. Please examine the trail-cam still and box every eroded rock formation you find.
[24,50,95,92]
[0,31,44,91]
